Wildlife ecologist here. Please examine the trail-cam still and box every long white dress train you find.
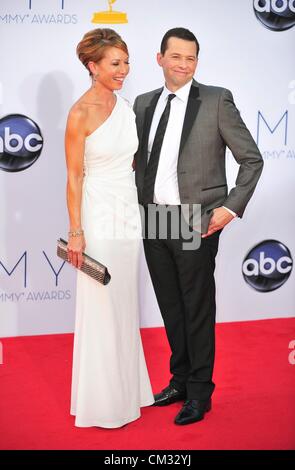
[70,95,154,428]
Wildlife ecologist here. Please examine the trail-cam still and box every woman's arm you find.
[65,106,87,268]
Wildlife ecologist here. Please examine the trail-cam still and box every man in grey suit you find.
[133,28,263,425]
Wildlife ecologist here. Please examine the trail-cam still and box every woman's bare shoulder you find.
[69,99,89,120]
[66,99,91,137]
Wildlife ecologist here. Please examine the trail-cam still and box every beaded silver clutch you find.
[57,238,111,285]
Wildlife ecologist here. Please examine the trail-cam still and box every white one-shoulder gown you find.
[70,95,154,428]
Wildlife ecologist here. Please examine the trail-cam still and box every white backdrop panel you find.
[0,0,294,336]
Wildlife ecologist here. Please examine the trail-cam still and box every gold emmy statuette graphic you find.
[92,0,128,24]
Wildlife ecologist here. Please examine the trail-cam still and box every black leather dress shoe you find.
[153,385,186,406]
[174,398,212,425]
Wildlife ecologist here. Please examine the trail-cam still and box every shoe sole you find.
[153,396,186,407]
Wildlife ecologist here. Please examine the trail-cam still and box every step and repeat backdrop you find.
[0,0,294,336]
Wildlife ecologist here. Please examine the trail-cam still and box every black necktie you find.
[142,93,176,205]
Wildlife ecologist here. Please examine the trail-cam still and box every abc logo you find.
[253,0,295,31]
[242,240,293,292]
[0,114,43,172]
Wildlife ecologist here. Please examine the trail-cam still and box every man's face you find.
[157,37,198,91]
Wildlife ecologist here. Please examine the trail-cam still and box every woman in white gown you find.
[65,28,154,428]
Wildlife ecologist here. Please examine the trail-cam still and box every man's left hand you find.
[202,207,234,238]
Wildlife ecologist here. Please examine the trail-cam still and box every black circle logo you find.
[242,240,293,292]
[0,114,43,172]
[253,0,295,31]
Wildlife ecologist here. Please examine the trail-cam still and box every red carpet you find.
[0,318,294,450]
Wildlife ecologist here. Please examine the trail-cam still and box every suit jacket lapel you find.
[179,80,201,156]
[141,89,162,171]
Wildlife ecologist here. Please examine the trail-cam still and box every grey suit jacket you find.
[133,79,264,233]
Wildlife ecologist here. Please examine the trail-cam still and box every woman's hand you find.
[67,234,86,269]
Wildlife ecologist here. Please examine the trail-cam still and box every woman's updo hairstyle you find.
[76,28,128,76]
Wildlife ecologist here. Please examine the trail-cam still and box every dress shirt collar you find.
[162,79,193,103]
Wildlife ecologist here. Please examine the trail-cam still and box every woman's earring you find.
[93,73,99,86]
